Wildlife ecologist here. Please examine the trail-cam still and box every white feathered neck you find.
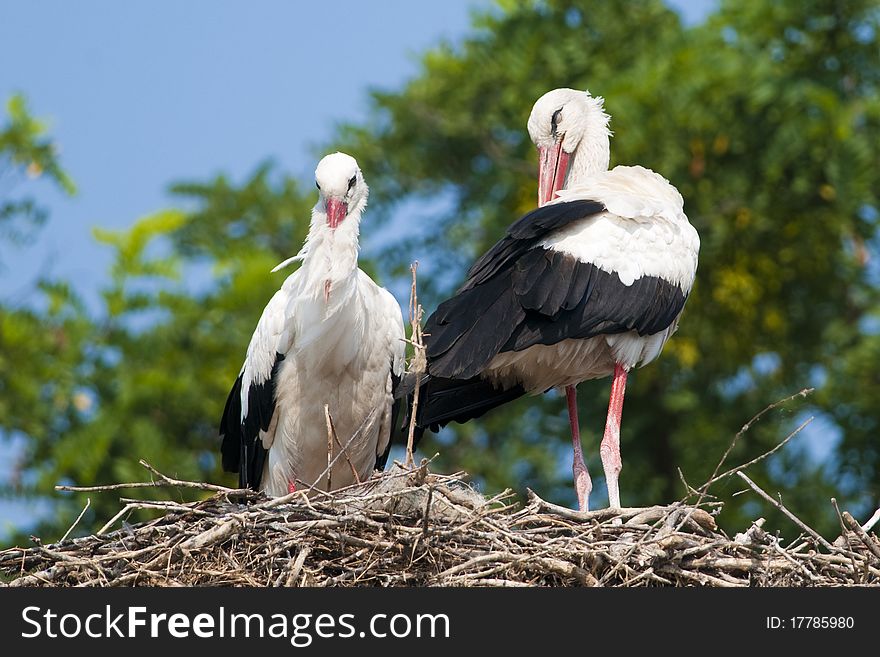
[272,194,367,292]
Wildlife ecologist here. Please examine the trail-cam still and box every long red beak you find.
[538,141,571,207]
[326,198,348,229]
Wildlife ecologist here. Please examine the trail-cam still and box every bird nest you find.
[2,461,879,587]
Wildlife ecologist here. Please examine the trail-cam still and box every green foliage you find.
[0,94,80,540]
[0,94,76,253]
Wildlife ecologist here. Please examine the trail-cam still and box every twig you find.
[117,500,211,514]
[701,417,814,492]
[286,546,311,587]
[178,519,241,552]
[422,486,434,538]
[326,405,360,485]
[772,540,821,583]
[831,498,861,578]
[325,404,333,491]
[138,460,227,491]
[658,563,744,587]
[98,503,136,535]
[698,388,813,495]
[56,460,243,494]
[56,481,239,493]
[405,261,426,467]
[841,511,880,561]
[677,468,703,498]
[527,489,680,525]
[736,472,835,552]
[59,498,90,542]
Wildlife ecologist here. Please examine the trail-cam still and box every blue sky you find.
[0,0,716,534]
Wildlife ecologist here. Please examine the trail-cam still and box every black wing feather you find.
[396,373,527,445]
[424,198,688,379]
[427,269,525,379]
[219,352,285,490]
[503,264,687,352]
[462,199,606,289]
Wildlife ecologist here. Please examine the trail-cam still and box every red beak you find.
[538,141,571,207]
[326,198,348,229]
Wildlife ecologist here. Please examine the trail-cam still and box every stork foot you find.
[287,480,297,494]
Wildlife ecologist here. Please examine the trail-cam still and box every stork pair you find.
[219,88,700,512]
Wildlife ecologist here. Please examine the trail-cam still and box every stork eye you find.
[348,175,357,191]
[551,108,563,137]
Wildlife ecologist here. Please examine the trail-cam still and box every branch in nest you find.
[405,261,426,468]
[697,388,814,497]
[55,460,247,495]
[841,510,880,561]
[736,472,835,553]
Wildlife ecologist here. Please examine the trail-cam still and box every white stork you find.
[220,152,405,496]
[415,89,699,511]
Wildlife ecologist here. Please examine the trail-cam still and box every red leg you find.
[287,480,297,494]
[566,384,592,512]
[600,364,628,508]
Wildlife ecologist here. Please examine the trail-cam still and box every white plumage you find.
[220,152,405,497]
[549,165,699,291]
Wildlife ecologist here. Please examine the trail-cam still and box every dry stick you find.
[736,472,835,552]
[286,546,312,587]
[698,388,814,496]
[677,468,704,499]
[59,497,91,543]
[527,489,683,525]
[841,511,880,561]
[701,416,814,492]
[771,540,821,583]
[56,480,241,494]
[421,486,434,538]
[658,563,744,588]
[98,503,137,535]
[672,391,815,548]
[56,459,245,495]
[830,498,861,579]
[179,519,241,552]
[116,500,213,517]
[463,578,531,588]
[326,405,361,484]
[324,404,333,491]
[405,261,426,468]
[139,459,237,494]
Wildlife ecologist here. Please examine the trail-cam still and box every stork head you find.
[314,152,368,230]
[527,88,611,206]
